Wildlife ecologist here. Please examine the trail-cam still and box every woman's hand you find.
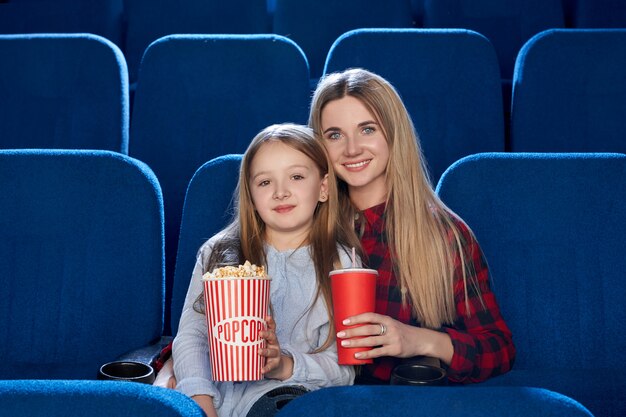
[336,312,454,365]
[259,315,294,380]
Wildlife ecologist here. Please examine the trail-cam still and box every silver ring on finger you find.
[379,323,387,336]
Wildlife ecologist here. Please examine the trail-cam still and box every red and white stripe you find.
[204,277,270,381]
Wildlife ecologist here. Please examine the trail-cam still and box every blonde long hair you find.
[202,123,362,351]
[309,69,481,329]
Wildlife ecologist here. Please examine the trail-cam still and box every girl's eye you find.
[258,180,270,187]
[291,174,304,180]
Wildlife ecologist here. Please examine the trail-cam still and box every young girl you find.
[309,68,515,384]
[171,123,362,417]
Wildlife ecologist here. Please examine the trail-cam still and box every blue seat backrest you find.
[129,34,310,334]
[0,380,204,417]
[123,0,269,85]
[170,155,242,334]
[436,152,626,370]
[325,28,504,183]
[511,28,626,153]
[273,0,414,82]
[0,150,164,379]
[0,34,129,153]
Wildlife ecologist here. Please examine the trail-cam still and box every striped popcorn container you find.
[203,276,271,381]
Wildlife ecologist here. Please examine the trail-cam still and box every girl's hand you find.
[192,395,218,417]
[259,315,294,380]
[336,312,454,365]
[152,358,177,389]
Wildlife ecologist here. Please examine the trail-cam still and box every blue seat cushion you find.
[478,369,624,417]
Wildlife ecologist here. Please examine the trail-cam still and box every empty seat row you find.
[2,0,625,84]
[4,28,625,157]
[2,149,622,416]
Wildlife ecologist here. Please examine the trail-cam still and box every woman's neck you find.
[349,185,387,211]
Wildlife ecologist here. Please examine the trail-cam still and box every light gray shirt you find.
[173,236,356,417]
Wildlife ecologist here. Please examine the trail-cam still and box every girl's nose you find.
[273,186,291,200]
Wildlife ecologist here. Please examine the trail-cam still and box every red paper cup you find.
[330,268,377,365]
[203,276,271,381]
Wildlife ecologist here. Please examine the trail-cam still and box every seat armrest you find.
[115,336,173,367]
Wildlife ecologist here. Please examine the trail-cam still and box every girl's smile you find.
[273,204,296,214]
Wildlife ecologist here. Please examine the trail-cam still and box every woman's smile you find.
[343,159,372,170]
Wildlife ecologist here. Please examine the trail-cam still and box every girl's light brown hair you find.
[203,123,362,351]
[309,69,482,328]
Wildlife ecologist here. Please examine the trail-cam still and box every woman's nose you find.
[345,135,361,156]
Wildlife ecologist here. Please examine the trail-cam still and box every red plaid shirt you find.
[356,203,515,384]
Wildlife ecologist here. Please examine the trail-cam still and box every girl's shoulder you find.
[198,231,225,252]
[197,230,233,263]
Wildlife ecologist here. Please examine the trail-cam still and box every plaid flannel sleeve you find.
[443,219,516,383]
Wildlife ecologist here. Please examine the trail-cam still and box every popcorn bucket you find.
[203,276,271,381]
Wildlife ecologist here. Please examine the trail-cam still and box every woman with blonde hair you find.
[309,68,515,384]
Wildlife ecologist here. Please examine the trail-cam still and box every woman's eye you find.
[326,131,342,141]
[363,126,375,134]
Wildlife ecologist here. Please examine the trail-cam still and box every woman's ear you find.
[319,173,329,202]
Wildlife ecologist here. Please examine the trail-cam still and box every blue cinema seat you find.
[123,0,268,87]
[422,0,564,139]
[129,34,310,334]
[273,0,414,84]
[324,28,505,183]
[0,150,164,379]
[510,28,626,153]
[436,153,626,417]
[0,34,129,153]
[0,0,124,47]
[170,155,242,335]
[0,380,204,417]
[276,386,592,416]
